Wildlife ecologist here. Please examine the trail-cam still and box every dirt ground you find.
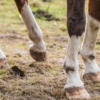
[0,0,100,100]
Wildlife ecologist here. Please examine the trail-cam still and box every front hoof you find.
[30,50,47,61]
[65,86,90,99]
[83,72,100,81]
[0,58,9,68]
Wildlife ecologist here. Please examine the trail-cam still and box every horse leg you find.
[14,0,46,61]
[81,0,100,81]
[0,48,8,68]
[64,0,90,99]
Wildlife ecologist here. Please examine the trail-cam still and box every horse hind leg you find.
[81,0,100,81]
[14,0,46,61]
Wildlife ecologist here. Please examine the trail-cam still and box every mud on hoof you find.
[83,72,100,81]
[0,58,9,68]
[30,50,47,61]
[65,86,90,99]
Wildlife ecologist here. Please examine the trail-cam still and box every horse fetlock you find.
[30,40,46,53]
[64,60,79,74]
[64,71,83,89]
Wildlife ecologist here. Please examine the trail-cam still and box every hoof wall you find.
[83,72,100,81]
[0,58,8,68]
[30,50,47,61]
[65,86,90,99]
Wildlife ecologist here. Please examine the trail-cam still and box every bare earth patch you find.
[0,32,100,100]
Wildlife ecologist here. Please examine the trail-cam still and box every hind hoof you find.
[65,86,90,99]
[30,50,47,61]
[0,58,9,68]
[83,72,100,81]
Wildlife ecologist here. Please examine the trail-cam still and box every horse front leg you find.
[81,0,100,81]
[64,0,90,99]
[14,0,46,61]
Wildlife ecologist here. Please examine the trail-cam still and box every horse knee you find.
[67,15,85,37]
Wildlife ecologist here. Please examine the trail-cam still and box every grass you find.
[0,0,100,100]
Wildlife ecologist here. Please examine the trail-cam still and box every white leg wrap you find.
[81,13,100,74]
[64,36,83,89]
[21,2,46,52]
[0,48,6,59]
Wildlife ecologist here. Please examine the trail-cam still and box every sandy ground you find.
[0,32,100,100]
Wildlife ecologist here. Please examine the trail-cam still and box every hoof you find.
[65,86,90,99]
[83,72,100,81]
[0,58,9,68]
[30,50,47,61]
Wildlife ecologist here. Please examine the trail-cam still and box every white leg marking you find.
[81,13,100,74]
[64,36,83,89]
[0,48,6,59]
[21,2,46,52]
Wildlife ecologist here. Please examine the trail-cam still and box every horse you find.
[0,0,100,99]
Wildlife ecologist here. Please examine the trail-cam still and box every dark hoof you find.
[65,86,90,99]
[83,72,100,81]
[30,50,47,61]
[0,58,9,68]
